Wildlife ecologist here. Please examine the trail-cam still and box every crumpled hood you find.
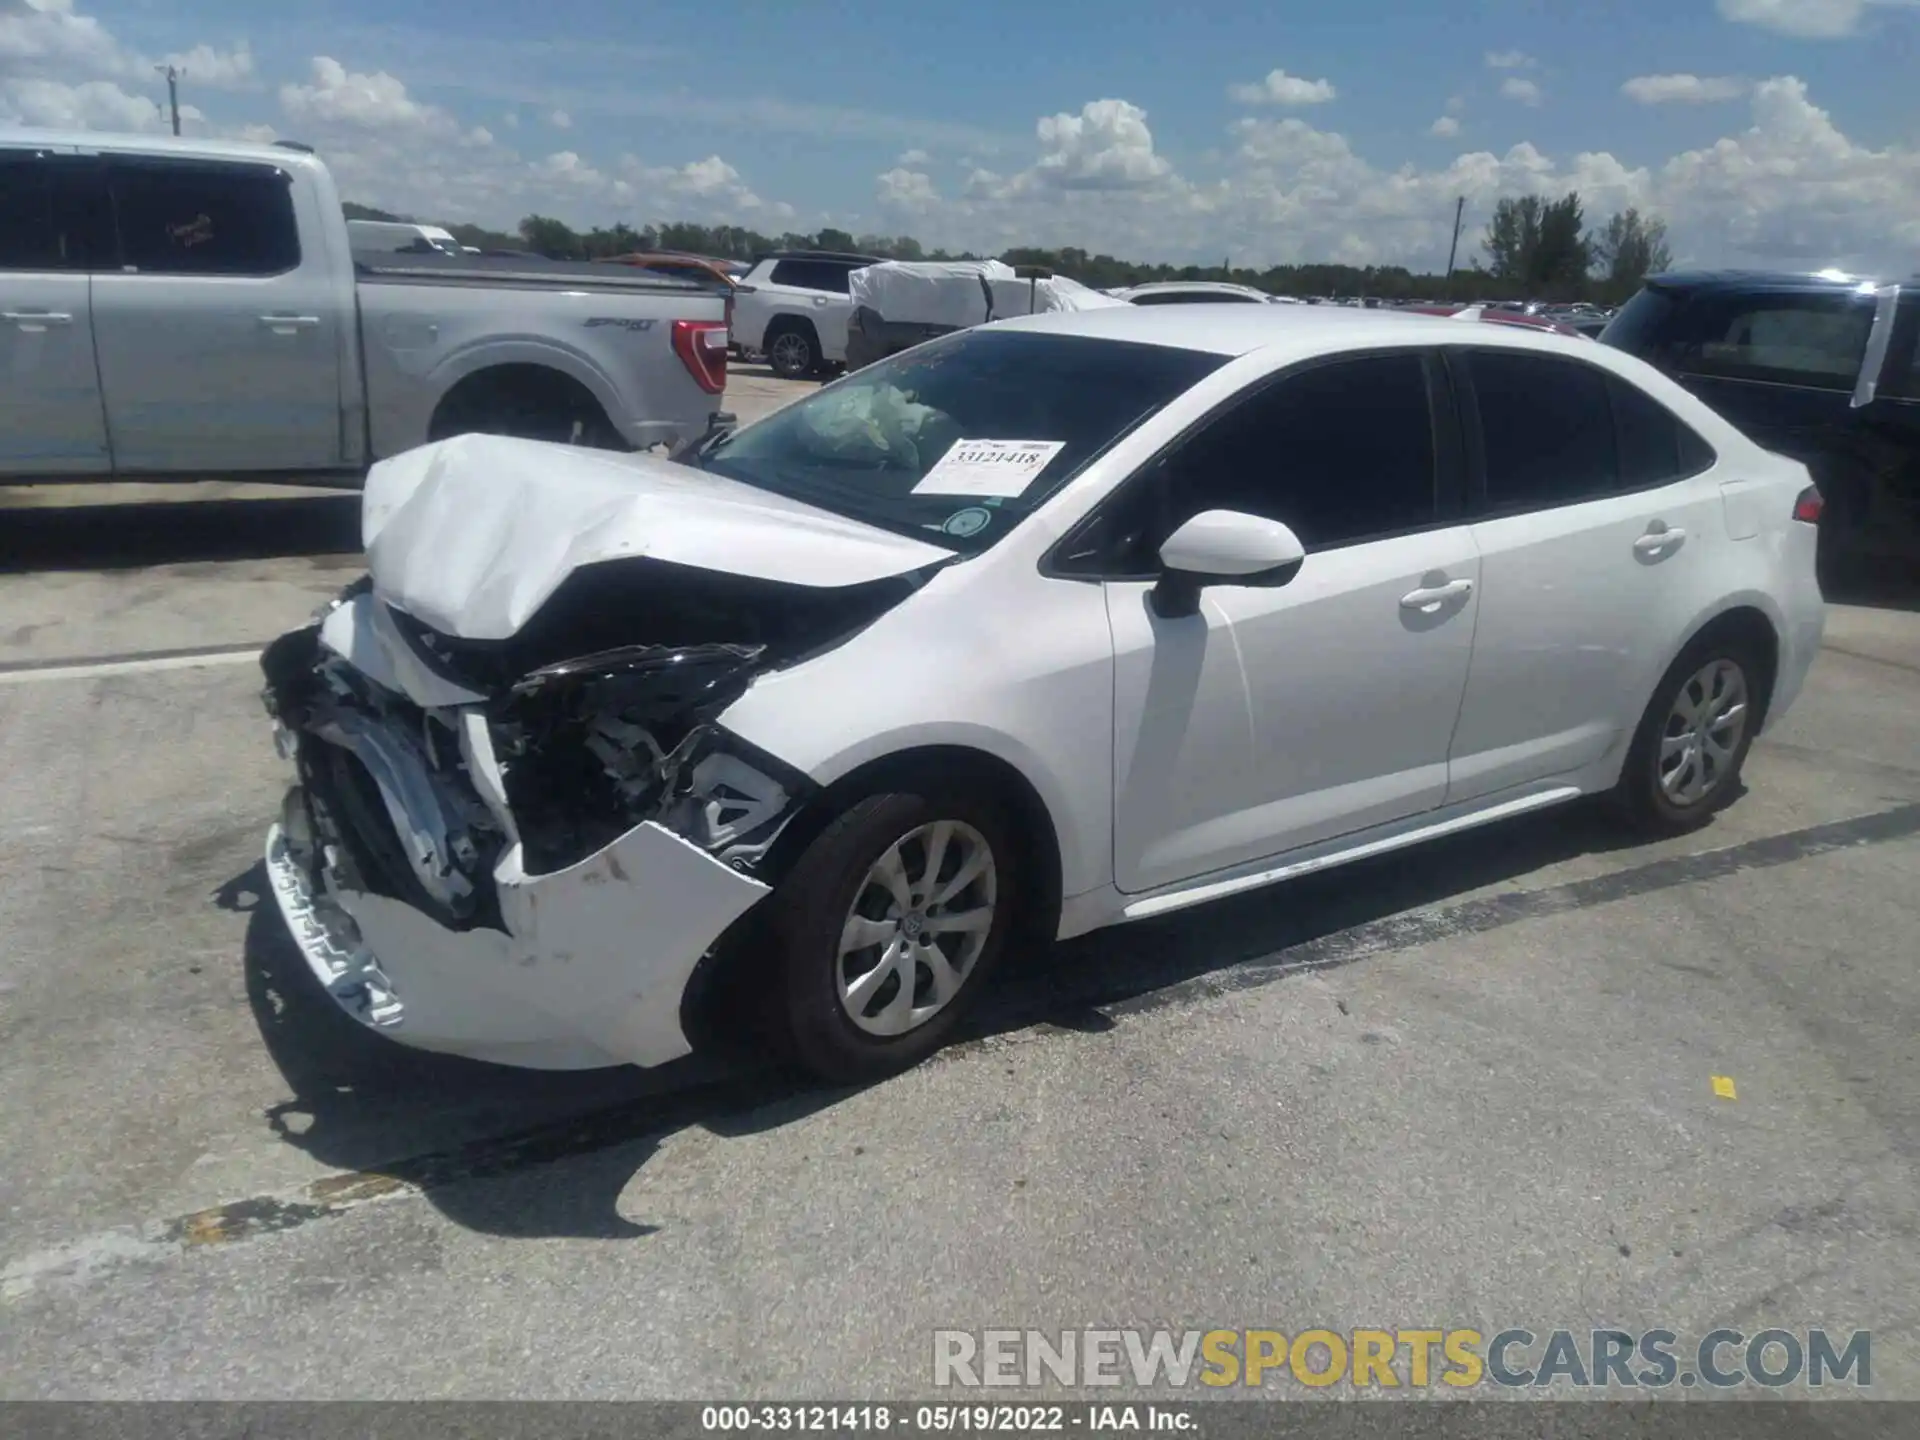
[362,433,953,640]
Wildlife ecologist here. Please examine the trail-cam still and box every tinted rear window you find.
[698,329,1226,552]
[1599,286,1678,357]
[1468,350,1619,509]
[1609,377,1716,488]
[770,258,857,294]
[109,158,300,276]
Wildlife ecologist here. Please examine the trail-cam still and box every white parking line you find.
[0,646,263,686]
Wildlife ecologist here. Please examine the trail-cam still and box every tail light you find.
[1792,485,1824,524]
[672,319,728,395]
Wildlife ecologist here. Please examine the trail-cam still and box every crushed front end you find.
[257,569,871,1070]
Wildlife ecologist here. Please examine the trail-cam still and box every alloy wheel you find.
[835,820,997,1037]
[1657,658,1749,806]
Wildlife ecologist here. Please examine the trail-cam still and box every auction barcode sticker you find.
[912,439,1067,498]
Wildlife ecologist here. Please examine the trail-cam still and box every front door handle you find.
[3,310,74,329]
[1633,524,1687,559]
[1399,578,1474,612]
[259,314,321,333]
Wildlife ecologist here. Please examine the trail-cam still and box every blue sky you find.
[6,0,1919,271]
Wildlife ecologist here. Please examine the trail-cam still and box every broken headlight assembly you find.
[490,642,806,876]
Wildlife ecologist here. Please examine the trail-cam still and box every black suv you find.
[1603,271,1920,570]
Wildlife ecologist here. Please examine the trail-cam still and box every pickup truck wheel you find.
[768,787,1019,1084]
[765,322,820,380]
[428,367,626,449]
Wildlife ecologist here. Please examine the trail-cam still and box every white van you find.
[346,219,464,257]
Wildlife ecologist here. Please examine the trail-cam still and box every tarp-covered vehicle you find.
[844,259,1124,370]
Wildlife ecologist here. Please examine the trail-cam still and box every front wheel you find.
[768,788,1019,1083]
[1612,635,1762,835]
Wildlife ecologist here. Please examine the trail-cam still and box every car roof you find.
[0,125,328,171]
[1645,267,1905,293]
[1124,281,1270,295]
[754,250,887,265]
[991,302,1610,360]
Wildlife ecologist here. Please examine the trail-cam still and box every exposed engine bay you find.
[261,558,926,931]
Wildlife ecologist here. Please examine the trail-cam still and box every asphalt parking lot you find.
[2,367,1918,1401]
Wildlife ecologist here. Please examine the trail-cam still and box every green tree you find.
[518,214,584,259]
[1590,208,1673,296]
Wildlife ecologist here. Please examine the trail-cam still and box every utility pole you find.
[1443,195,1465,298]
[155,64,183,136]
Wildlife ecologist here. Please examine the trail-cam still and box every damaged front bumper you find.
[265,801,768,1070]
[259,587,800,1071]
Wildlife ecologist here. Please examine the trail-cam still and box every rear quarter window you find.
[1669,291,1874,391]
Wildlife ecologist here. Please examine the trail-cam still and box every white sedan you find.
[261,306,1826,1081]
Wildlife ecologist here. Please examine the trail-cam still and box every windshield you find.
[1599,285,1678,357]
[696,328,1226,552]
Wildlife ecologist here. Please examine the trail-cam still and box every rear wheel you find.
[1612,634,1763,835]
[765,321,820,380]
[767,786,1019,1083]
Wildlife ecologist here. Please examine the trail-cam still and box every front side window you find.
[1058,352,1439,574]
[696,329,1225,553]
[1468,350,1618,510]
[108,159,300,276]
[0,152,108,270]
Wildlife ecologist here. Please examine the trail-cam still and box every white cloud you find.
[886,74,1920,278]
[1484,49,1537,69]
[1025,98,1173,191]
[0,75,189,130]
[1623,73,1750,103]
[1430,115,1461,137]
[502,109,518,128]
[1716,0,1864,35]
[1446,94,1467,115]
[0,0,132,76]
[1227,68,1338,106]
[548,107,571,128]
[159,41,255,90]
[1501,77,1544,106]
[280,56,462,136]
[877,166,938,207]
[896,147,929,165]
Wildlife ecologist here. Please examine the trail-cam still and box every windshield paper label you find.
[912,439,1066,498]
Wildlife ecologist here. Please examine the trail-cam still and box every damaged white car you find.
[263,307,1824,1080]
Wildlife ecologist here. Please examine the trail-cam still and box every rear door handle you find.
[259,314,321,332]
[4,310,74,328]
[1633,525,1687,558]
[1399,578,1474,612]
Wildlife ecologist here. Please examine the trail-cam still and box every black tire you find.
[764,320,820,380]
[428,369,625,449]
[1611,630,1765,836]
[767,785,1021,1084]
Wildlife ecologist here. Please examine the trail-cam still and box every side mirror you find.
[1151,509,1306,618]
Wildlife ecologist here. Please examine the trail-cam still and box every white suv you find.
[731,250,883,378]
[263,306,1826,1082]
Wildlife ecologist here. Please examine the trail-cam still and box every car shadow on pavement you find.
[223,860,844,1239]
[223,798,1644,1241]
[0,496,362,573]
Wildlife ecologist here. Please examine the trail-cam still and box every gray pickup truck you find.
[0,130,730,484]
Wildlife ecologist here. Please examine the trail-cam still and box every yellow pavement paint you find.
[1712,1075,1738,1100]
